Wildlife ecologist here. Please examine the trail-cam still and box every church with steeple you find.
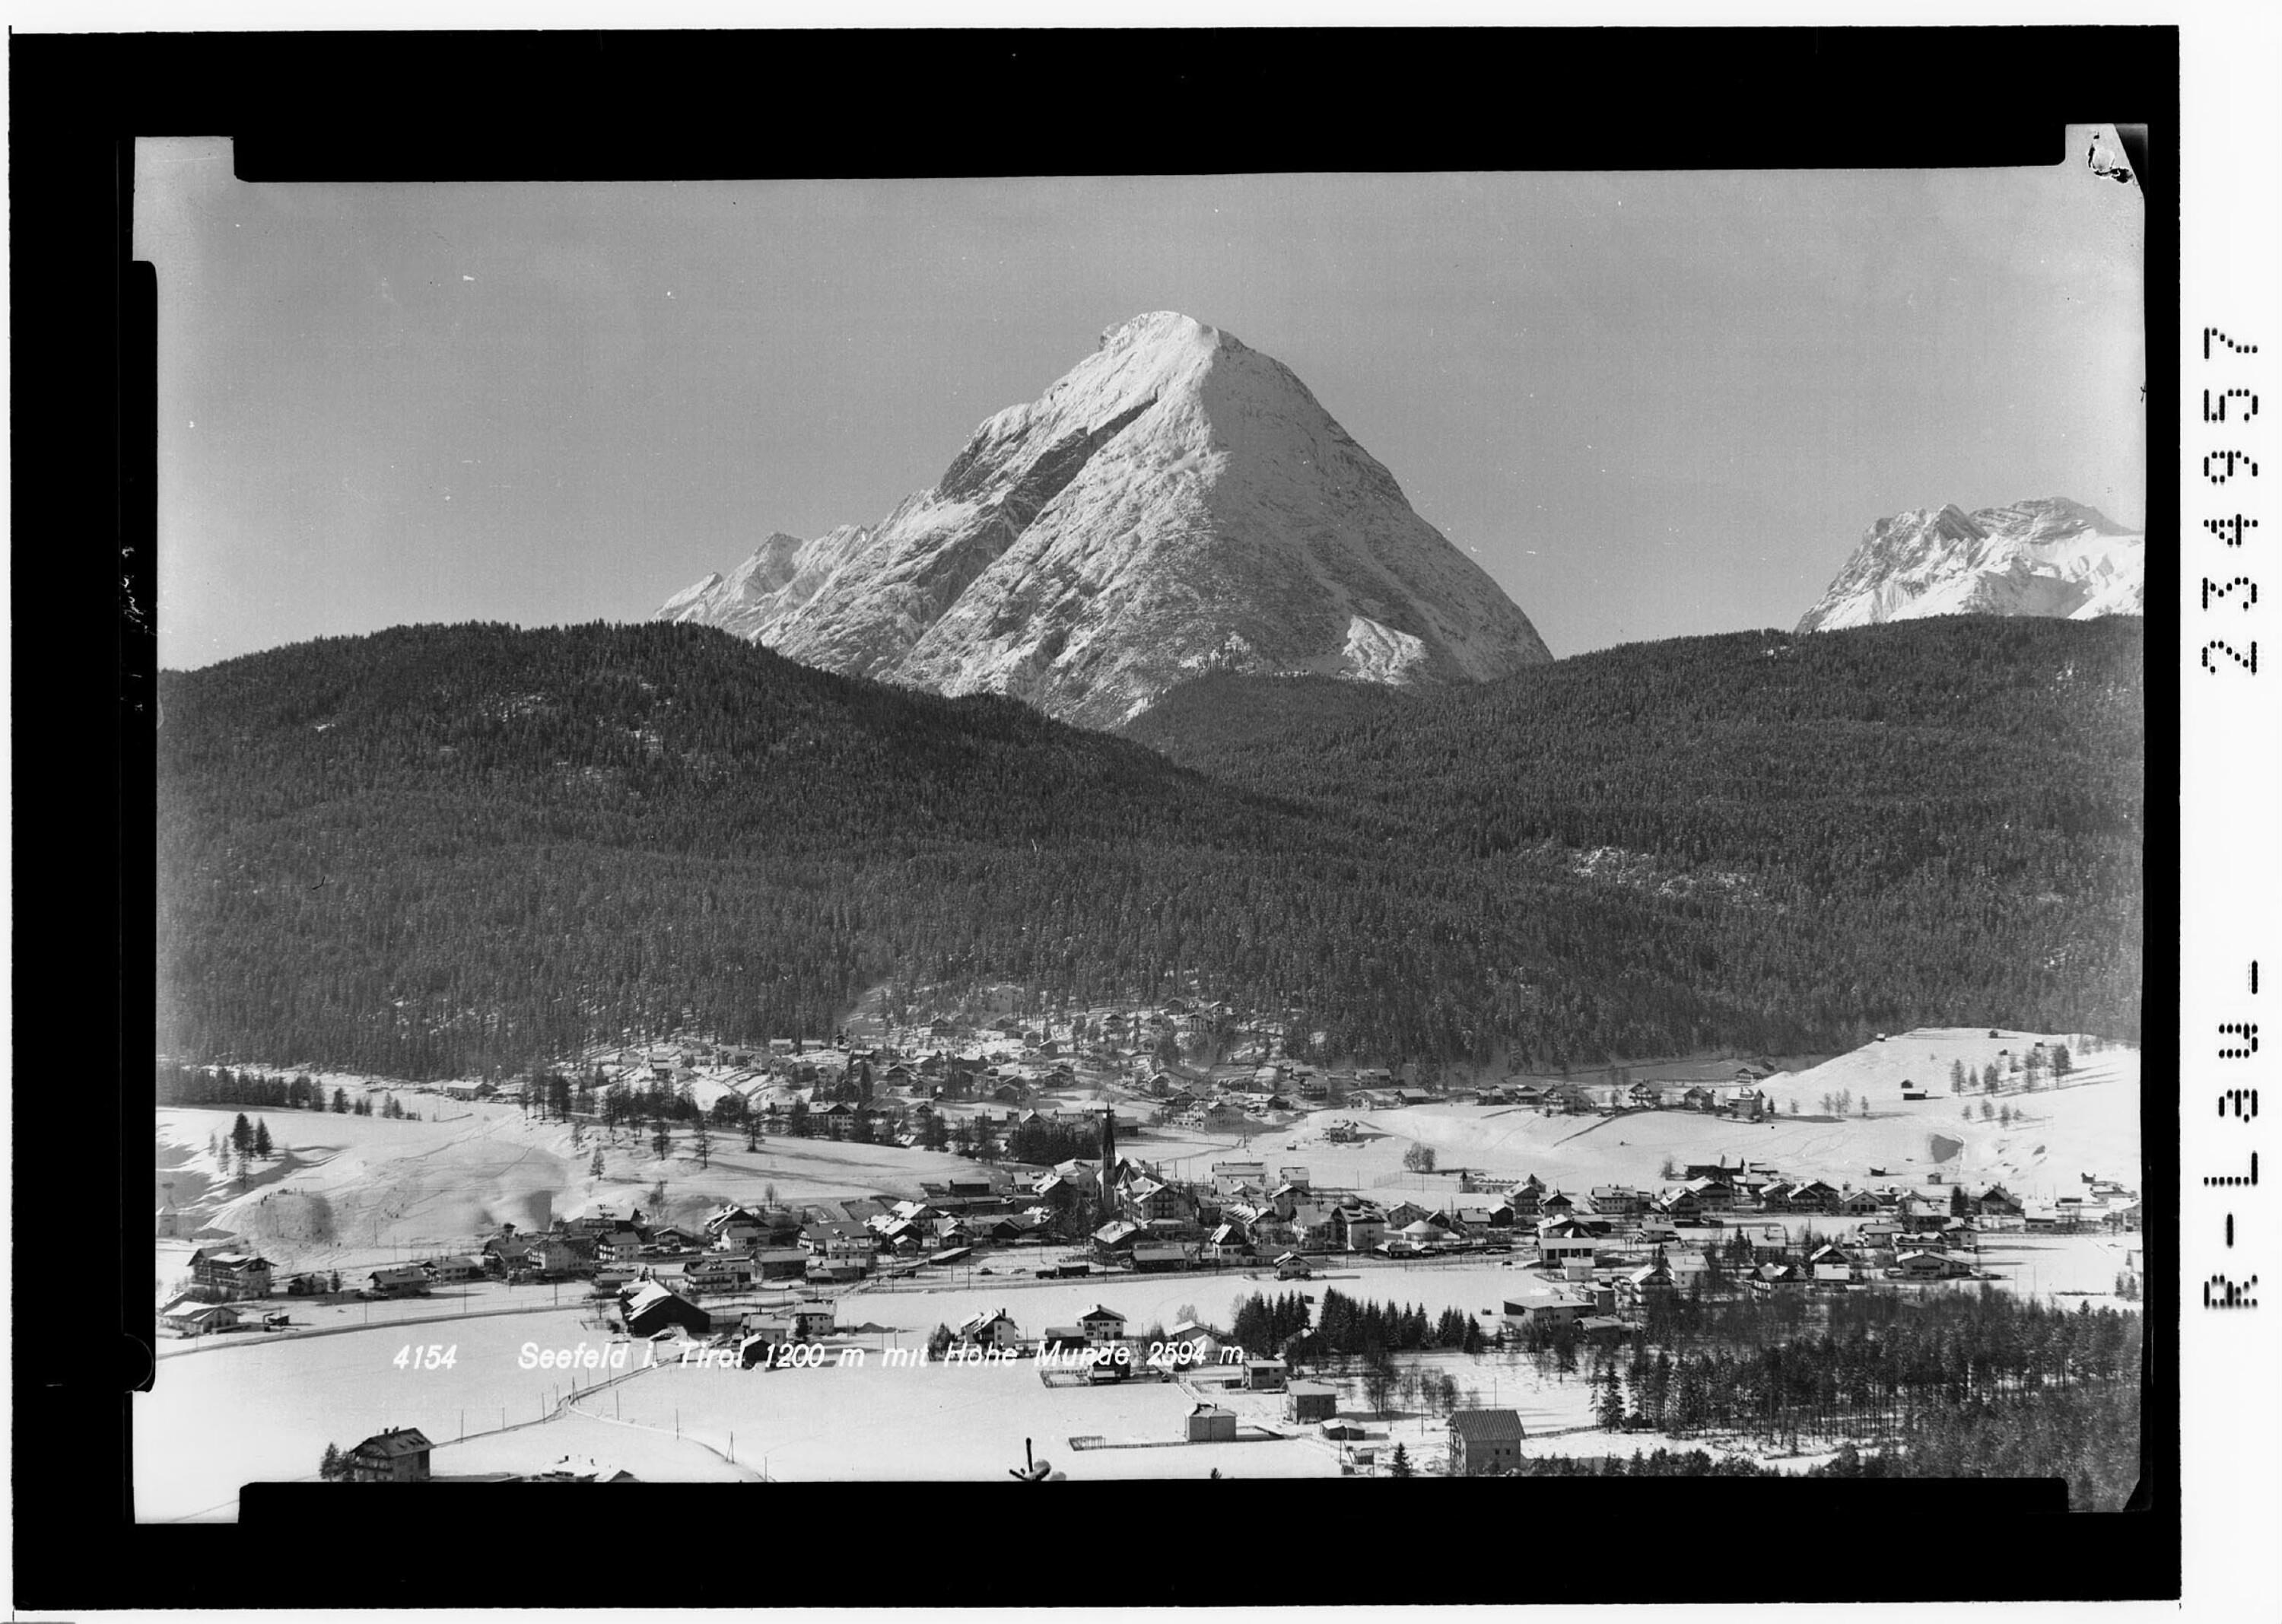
[1098,1108,1118,1225]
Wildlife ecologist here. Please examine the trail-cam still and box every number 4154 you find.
[393,1343,457,1370]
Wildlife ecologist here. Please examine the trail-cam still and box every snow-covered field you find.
[135,1306,622,1521]
[1243,1028,2139,1204]
[155,1100,992,1279]
[137,1232,2140,1514]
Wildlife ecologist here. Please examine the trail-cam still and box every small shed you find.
[1185,1403,1239,1442]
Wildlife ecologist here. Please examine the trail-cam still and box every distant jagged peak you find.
[1969,495,2134,541]
[1799,492,2146,634]
[1872,503,1985,545]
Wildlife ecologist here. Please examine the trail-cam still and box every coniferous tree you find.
[1599,1365,1626,1431]
[253,1120,273,1158]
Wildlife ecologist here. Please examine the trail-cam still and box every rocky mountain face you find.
[659,312,1552,729]
[1797,497,2144,634]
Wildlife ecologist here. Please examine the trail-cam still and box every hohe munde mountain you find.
[1797,497,2145,634]
[659,312,1552,728]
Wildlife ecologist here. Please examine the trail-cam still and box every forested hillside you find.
[1131,615,2144,1041]
[157,618,2141,1079]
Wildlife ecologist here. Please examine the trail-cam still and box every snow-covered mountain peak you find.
[656,316,1550,727]
[1799,496,2145,634]
[1098,309,1238,356]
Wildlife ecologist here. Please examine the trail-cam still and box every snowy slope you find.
[1797,497,2145,634]
[659,313,1551,729]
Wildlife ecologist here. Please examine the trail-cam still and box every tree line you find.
[157,1061,408,1118]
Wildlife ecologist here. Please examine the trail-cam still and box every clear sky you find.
[139,139,2145,668]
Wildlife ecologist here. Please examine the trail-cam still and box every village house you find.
[1286,1381,1340,1424]
[367,1264,430,1298]
[1133,1239,1200,1273]
[161,1299,243,1336]
[1896,1250,1975,1280]
[1502,1287,1594,1334]
[425,1255,484,1284]
[1619,1259,1676,1311]
[1340,1209,1388,1252]
[1119,1175,1194,1225]
[523,1235,584,1279]
[1185,1403,1239,1442]
[1092,1219,1146,1261]
[482,1231,533,1275]
[1654,1187,1701,1222]
[1205,1220,1254,1263]
[1786,1180,1843,1215]
[1168,1320,1219,1361]
[1535,1217,1603,1270]
[346,1426,433,1483]
[684,1254,755,1292]
[1750,1262,1806,1296]
[1078,1305,1129,1343]
[1398,1218,1452,1253]
[599,1228,648,1265]
[1211,1161,1269,1198]
[620,1282,711,1339]
[1809,1243,1857,1282]
[955,1308,1023,1351]
[1292,1203,1342,1251]
[189,1247,275,1301]
[1448,1408,1526,1474]
[751,1247,809,1282]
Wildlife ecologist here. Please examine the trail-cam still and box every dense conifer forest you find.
[1131,616,2143,1041]
[156,617,2141,1079]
